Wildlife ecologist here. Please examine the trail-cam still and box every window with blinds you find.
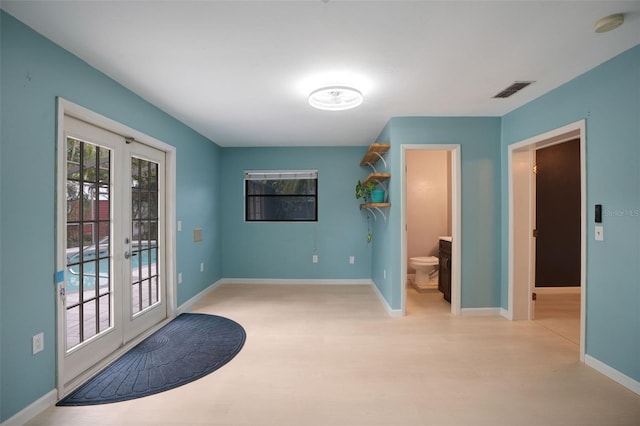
[245,170,318,222]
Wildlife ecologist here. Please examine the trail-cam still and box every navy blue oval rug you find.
[57,313,246,406]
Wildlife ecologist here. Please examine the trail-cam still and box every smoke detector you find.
[594,14,624,33]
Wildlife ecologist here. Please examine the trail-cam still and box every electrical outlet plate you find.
[595,225,604,241]
[32,332,44,355]
[200,262,204,272]
[312,255,318,263]
[349,256,355,264]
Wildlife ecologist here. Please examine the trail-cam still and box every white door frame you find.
[401,144,462,316]
[507,119,586,360]
[55,98,177,396]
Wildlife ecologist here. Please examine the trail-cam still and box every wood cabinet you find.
[438,239,452,303]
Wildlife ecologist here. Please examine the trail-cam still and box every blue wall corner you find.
[1,11,222,421]
[370,117,502,311]
[219,146,372,280]
[501,44,640,382]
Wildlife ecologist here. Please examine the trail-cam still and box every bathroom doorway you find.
[508,120,586,360]
[401,145,461,316]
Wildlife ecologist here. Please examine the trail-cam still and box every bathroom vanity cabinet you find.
[438,239,452,303]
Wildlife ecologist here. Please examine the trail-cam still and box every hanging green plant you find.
[355,179,375,203]
[356,180,376,244]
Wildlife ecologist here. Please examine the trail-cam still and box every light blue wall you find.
[371,118,502,310]
[501,45,640,382]
[220,147,372,280]
[2,6,638,423]
[0,11,222,421]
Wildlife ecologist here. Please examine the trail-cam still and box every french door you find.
[59,116,167,388]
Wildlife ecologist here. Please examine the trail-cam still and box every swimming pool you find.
[66,247,157,292]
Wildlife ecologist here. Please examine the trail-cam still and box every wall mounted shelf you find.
[360,143,390,167]
[358,143,391,222]
[360,203,391,222]
[361,172,390,186]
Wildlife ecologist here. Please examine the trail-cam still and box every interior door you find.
[60,116,166,388]
[535,139,581,287]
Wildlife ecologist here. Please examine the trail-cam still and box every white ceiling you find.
[3,1,640,147]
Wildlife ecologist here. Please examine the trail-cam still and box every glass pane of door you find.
[130,157,160,315]
[65,138,112,350]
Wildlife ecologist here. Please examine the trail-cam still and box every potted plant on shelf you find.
[355,179,375,204]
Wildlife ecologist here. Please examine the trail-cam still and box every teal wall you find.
[0,11,222,421]
[220,147,372,280]
[370,118,502,310]
[2,7,639,423]
[501,45,640,382]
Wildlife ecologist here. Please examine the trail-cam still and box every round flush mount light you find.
[308,86,363,111]
[594,13,624,33]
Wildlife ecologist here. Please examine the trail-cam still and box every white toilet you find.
[409,256,439,288]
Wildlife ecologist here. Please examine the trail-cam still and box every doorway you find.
[56,99,177,395]
[401,145,461,316]
[508,120,586,359]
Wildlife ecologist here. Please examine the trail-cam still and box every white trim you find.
[369,279,403,317]
[507,119,586,361]
[585,355,640,396]
[460,307,502,316]
[500,308,510,319]
[218,278,372,285]
[534,286,581,294]
[401,144,461,316]
[0,389,57,426]
[55,98,178,396]
[175,279,224,315]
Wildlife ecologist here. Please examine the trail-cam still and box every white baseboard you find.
[460,307,502,316]
[218,278,372,285]
[500,308,510,319]
[4,280,223,426]
[1,389,57,426]
[585,354,640,396]
[176,279,223,315]
[370,280,403,317]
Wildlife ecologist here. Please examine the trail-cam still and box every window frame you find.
[244,170,318,222]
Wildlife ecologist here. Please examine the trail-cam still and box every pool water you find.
[66,248,157,292]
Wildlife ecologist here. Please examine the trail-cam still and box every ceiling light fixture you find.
[594,13,624,33]
[308,86,363,111]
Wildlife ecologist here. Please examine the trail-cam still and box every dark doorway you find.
[535,139,581,287]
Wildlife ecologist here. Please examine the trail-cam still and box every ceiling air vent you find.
[493,81,534,98]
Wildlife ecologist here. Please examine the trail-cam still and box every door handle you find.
[124,251,130,259]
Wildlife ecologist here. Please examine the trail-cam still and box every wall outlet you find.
[349,256,355,264]
[595,225,604,241]
[383,269,387,279]
[200,262,204,272]
[178,272,183,284]
[177,220,182,232]
[312,255,318,264]
[32,333,44,355]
